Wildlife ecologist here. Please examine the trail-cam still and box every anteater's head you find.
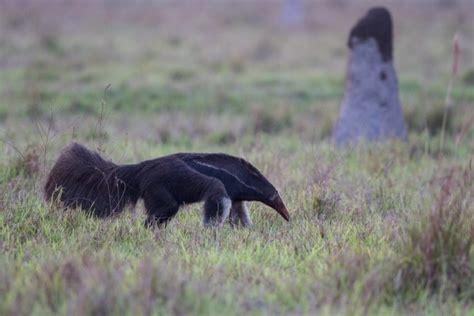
[348,7,393,62]
[264,190,290,222]
[239,160,290,222]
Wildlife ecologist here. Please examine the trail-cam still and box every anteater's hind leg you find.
[201,179,231,227]
[143,187,179,228]
[229,201,252,227]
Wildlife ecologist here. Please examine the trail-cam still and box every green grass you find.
[1,137,472,315]
[1,1,474,315]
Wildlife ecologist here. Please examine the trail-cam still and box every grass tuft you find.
[395,162,474,299]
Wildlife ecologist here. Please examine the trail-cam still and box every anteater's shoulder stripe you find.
[192,160,264,195]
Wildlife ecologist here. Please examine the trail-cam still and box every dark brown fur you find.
[44,142,290,227]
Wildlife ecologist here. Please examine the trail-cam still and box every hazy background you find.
[1,2,474,315]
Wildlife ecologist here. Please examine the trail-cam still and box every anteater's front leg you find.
[229,201,252,227]
[201,179,231,227]
[143,188,179,227]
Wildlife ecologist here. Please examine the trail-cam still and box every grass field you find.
[0,1,473,315]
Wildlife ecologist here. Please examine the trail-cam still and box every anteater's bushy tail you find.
[44,142,139,217]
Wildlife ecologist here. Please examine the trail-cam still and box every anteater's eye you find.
[269,192,278,201]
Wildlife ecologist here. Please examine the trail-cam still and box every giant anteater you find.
[44,142,290,227]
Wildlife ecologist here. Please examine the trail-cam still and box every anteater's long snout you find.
[267,195,290,222]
